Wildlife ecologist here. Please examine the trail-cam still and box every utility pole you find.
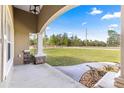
[85,28,88,46]
[82,22,88,46]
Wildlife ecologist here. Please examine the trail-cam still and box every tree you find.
[43,34,49,47]
[62,33,68,46]
[30,39,37,46]
[29,34,37,46]
[49,34,57,45]
[43,32,108,47]
[107,30,120,47]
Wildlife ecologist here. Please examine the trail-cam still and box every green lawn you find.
[44,48,120,66]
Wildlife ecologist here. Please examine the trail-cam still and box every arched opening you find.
[45,6,120,87]
[42,5,120,64]
[30,5,121,87]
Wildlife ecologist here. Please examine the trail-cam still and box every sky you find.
[45,5,120,42]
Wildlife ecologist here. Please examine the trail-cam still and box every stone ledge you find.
[34,55,47,64]
[114,77,124,88]
[94,72,119,88]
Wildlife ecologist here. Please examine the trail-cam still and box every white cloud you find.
[68,32,73,37]
[82,22,87,26]
[108,24,118,30]
[101,12,120,20]
[46,26,51,30]
[68,32,72,34]
[108,24,118,28]
[90,7,103,15]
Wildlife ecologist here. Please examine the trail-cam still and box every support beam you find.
[114,5,124,88]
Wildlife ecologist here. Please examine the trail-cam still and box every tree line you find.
[29,30,120,47]
[43,30,120,47]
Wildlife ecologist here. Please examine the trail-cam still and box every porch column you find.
[36,33,44,56]
[114,5,124,88]
[35,33,46,64]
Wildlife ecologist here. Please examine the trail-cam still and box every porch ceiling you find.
[14,5,43,14]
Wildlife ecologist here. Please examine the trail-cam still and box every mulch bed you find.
[79,64,120,88]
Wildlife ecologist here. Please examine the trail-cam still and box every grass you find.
[44,47,120,66]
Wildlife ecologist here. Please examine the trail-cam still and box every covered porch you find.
[1,5,124,88]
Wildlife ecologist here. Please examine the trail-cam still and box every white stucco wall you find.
[0,6,14,82]
[0,5,2,82]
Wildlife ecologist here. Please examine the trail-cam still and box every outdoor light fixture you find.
[29,5,40,14]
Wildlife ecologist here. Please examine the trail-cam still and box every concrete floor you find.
[6,63,85,88]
